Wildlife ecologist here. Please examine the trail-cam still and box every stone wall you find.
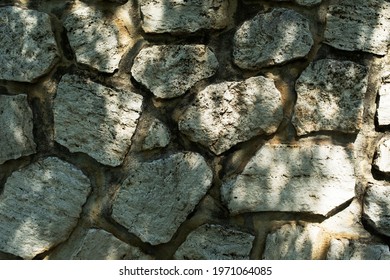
[0,0,390,260]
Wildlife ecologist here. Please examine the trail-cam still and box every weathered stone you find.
[373,136,390,173]
[63,5,130,73]
[363,183,390,237]
[263,224,325,260]
[178,76,283,155]
[377,84,390,126]
[112,152,212,245]
[0,157,91,259]
[327,238,390,260]
[292,59,368,135]
[324,0,390,55]
[142,119,171,150]
[222,143,355,216]
[174,224,254,260]
[233,8,313,70]
[0,94,36,164]
[140,0,229,33]
[131,45,218,99]
[294,0,321,6]
[54,74,143,166]
[0,6,58,82]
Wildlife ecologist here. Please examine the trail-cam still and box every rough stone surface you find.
[0,6,58,82]
[373,136,390,173]
[178,76,283,155]
[363,183,390,237]
[0,157,91,259]
[233,8,313,70]
[294,0,321,6]
[131,45,218,99]
[292,59,368,135]
[140,0,229,33]
[54,74,143,166]
[112,152,213,245]
[174,224,254,260]
[377,83,390,126]
[222,143,356,216]
[324,0,390,55]
[0,94,36,164]
[327,239,390,260]
[63,5,130,73]
[142,119,171,150]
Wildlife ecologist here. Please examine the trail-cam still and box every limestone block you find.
[0,6,58,82]
[222,143,355,216]
[140,0,229,33]
[142,119,171,150]
[324,0,390,55]
[377,84,390,126]
[0,94,36,164]
[363,183,390,237]
[327,239,390,260]
[292,59,368,135]
[54,74,143,166]
[373,135,390,173]
[112,152,212,245]
[0,157,91,259]
[63,5,130,73]
[174,224,254,260]
[178,76,283,155]
[233,8,313,70]
[131,45,218,99]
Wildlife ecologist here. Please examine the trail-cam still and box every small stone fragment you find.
[0,6,58,82]
[174,224,254,260]
[292,59,368,135]
[294,0,321,6]
[373,135,390,173]
[233,8,313,70]
[0,157,91,259]
[377,84,390,126]
[327,239,390,260]
[54,74,143,166]
[178,76,283,155]
[131,45,218,99]
[142,119,171,150]
[112,152,212,245]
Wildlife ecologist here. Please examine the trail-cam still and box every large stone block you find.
[327,238,390,260]
[373,135,390,173]
[377,84,390,126]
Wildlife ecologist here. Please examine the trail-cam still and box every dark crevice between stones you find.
[0,250,23,260]
[361,217,390,249]
[296,130,358,144]
[325,197,354,218]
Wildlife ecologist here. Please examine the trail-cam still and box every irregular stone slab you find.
[222,143,355,216]
[140,0,229,33]
[327,239,390,260]
[178,76,283,155]
[292,59,368,135]
[54,74,143,166]
[0,157,91,259]
[112,152,212,245]
[174,224,254,260]
[363,183,390,237]
[324,0,390,55]
[63,5,130,73]
[377,84,390,126]
[131,45,218,99]
[373,136,390,173]
[0,94,36,164]
[142,119,171,150]
[233,8,313,70]
[0,6,58,82]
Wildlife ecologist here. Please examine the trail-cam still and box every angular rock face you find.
[0,94,36,164]
[63,5,130,73]
[377,84,390,126]
[0,157,91,259]
[140,0,229,33]
[222,143,356,216]
[142,119,171,150]
[112,152,213,245]
[233,8,313,70]
[292,59,368,135]
[324,0,390,55]
[0,6,58,82]
[373,136,390,173]
[53,74,143,166]
[178,76,283,155]
[131,45,218,99]
[174,224,254,260]
[327,239,390,260]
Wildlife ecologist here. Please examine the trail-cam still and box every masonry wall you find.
[0,0,390,260]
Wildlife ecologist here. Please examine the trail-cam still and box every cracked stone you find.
[327,239,390,260]
[142,119,171,150]
[373,135,390,173]
[377,84,390,126]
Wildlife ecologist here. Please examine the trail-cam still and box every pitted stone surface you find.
[140,0,229,33]
[373,136,390,173]
[0,94,36,164]
[292,59,368,136]
[324,0,390,55]
[63,5,130,73]
[174,224,254,260]
[112,152,213,245]
[178,76,283,155]
[377,84,390,126]
[131,45,218,99]
[0,157,91,259]
[0,6,58,82]
[327,239,390,260]
[142,119,171,150]
[54,74,143,166]
[222,143,355,216]
[233,8,313,70]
